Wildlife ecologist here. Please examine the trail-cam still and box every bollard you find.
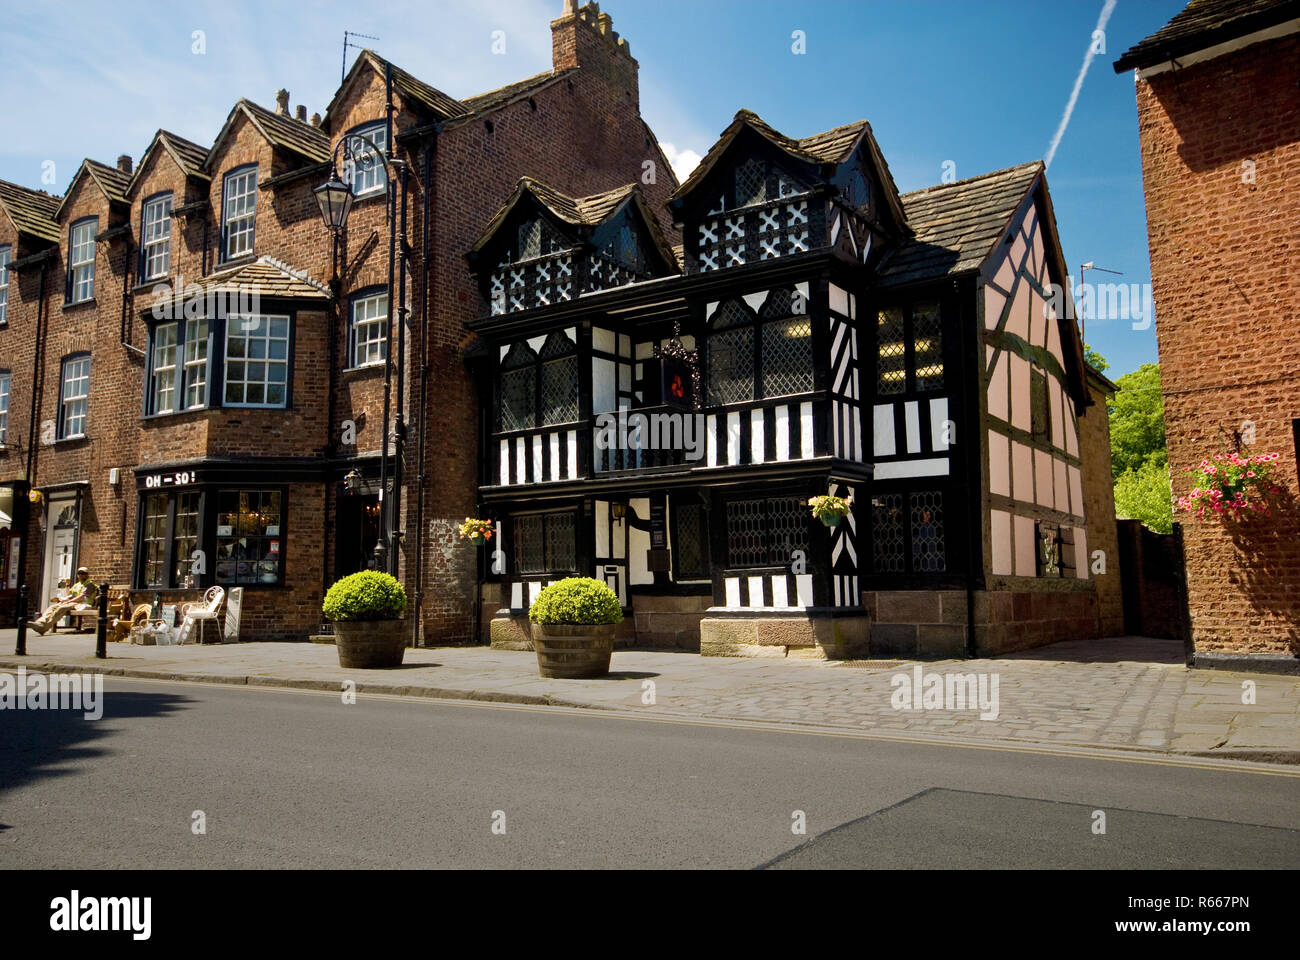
[95,582,109,659]
[14,583,28,656]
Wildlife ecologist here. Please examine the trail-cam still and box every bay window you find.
[497,330,578,432]
[146,319,210,415]
[706,288,813,406]
[225,315,289,407]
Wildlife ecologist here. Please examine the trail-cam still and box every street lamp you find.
[315,129,407,576]
[1078,261,1123,345]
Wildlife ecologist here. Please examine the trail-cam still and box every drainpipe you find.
[17,259,50,614]
[413,128,436,648]
[375,60,396,575]
[392,158,408,599]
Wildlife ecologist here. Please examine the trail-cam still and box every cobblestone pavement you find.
[1,631,1296,761]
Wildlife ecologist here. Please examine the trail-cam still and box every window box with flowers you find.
[1176,451,1283,521]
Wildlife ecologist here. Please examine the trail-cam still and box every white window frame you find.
[0,244,10,325]
[151,322,179,414]
[344,122,387,199]
[141,194,173,280]
[224,314,290,408]
[184,318,210,410]
[222,166,257,261]
[59,355,90,439]
[349,291,388,368]
[69,220,96,303]
[0,370,9,444]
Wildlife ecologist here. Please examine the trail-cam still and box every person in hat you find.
[29,566,99,635]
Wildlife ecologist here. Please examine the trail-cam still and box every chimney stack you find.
[117,155,133,174]
[551,2,637,99]
[296,105,307,122]
[275,89,290,115]
[310,112,322,128]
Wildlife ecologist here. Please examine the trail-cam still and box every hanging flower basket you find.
[808,494,853,527]
[1175,451,1283,521]
[459,518,494,545]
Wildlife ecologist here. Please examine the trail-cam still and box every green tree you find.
[1084,344,1109,374]
[1113,459,1173,534]
[1108,362,1166,480]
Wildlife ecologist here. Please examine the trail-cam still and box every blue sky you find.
[0,0,1184,377]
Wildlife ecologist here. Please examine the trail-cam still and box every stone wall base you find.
[700,614,871,660]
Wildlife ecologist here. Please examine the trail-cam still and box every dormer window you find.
[141,193,173,281]
[222,165,257,261]
[68,218,97,303]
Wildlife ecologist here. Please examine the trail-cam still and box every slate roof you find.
[210,99,331,169]
[129,130,211,194]
[458,69,573,116]
[670,109,907,229]
[1113,0,1300,72]
[143,256,328,314]
[0,180,61,242]
[472,177,679,273]
[875,161,1043,289]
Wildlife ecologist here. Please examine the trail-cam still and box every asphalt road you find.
[1,676,1298,869]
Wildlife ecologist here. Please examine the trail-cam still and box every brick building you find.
[1115,0,1300,662]
[0,1,675,643]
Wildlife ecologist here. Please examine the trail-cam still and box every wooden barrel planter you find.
[531,622,616,678]
[334,619,408,669]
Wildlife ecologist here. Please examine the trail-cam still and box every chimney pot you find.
[310,112,322,128]
[275,89,290,115]
[296,105,307,121]
[562,0,576,14]
[117,154,133,174]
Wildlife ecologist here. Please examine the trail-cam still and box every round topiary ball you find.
[322,571,407,622]
[528,577,623,625]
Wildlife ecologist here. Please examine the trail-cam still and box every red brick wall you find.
[1133,32,1300,654]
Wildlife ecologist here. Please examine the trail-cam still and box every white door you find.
[42,497,79,608]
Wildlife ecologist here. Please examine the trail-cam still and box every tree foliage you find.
[1084,343,1109,374]
[1108,363,1166,480]
[1114,459,1173,534]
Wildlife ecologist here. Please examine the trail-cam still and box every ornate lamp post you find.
[314,131,407,575]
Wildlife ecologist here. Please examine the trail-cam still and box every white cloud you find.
[659,142,703,183]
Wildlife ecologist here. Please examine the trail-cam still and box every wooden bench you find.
[61,585,130,633]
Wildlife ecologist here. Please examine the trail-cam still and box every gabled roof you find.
[142,256,328,315]
[876,161,1044,288]
[1113,0,1300,72]
[669,109,907,227]
[458,68,573,116]
[54,159,131,219]
[131,129,210,193]
[471,177,679,273]
[0,180,61,242]
[324,50,470,130]
[208,99,331,170]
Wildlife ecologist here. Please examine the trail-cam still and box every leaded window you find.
[511,512,576,574]
[540,331,579,425]
[725,496,807,568]
[759,288,813,398]
[222,165,257,260]
[350,291,387,368]
[140,493,169,588]
[517,218,564,261]
[344,122,387,198]
[499,341,537,432]
[872,494,905,573]
[141,193,172,281]
[876,307,906,395]
[68,219,96,303]
[172,492,200,585]
[225,315,289,407]
[910,491,945,573]
[912,300,943,392]
[58,354,90,439]
[735,158,767,207]
[707,300,754,406]
[0,244,10,325]
[672,499,710,580]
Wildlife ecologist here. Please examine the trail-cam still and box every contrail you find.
[1045,0,1118,170]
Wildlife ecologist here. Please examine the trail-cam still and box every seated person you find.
[29,567,99,635]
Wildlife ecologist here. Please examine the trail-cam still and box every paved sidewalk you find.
[1,630,1297,762]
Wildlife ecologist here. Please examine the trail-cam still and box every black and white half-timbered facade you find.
[468,110,1110,659]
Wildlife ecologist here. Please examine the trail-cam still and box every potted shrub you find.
[528,577,623,678]
[808,493,853,527]
[322,571,408,668]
